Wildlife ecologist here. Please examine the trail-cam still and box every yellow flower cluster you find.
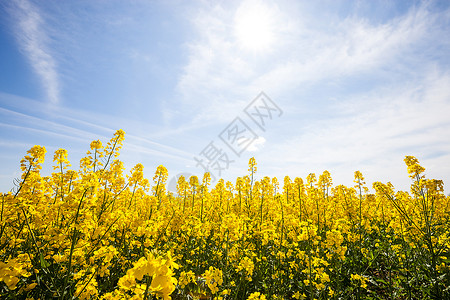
[178,270,196,288]
[202,266,223,294]
[0,254,32,290]
[115,250,178,300]
[235,257,254,280]
[247,291,266,300]
[350,274,368,289]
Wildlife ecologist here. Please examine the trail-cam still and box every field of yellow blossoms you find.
[1,129,449,299]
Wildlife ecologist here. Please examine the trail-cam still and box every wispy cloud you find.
[176,2,447,116]
[7,0,60,104]
[0,92,193,165]
[252,3,442,94]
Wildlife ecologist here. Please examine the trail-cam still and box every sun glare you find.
[234,0,276,53]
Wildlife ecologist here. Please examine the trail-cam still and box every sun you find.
[233,0,276,53]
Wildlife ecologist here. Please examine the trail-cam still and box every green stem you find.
[60,188,89,300]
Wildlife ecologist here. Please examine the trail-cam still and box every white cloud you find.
[251,3,442,96]
[246,136,266,152]
[175,1,446,123]
[256,68,450,191]
[8,0,60,104]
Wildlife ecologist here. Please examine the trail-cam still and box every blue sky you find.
[1,0,450,193]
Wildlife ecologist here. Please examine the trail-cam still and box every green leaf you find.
[40,252,50,268]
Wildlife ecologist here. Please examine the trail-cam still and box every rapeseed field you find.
[1,130,449,299]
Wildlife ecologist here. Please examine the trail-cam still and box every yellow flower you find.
[350,274,368,289]
[248,157,257,173]
[90,140,103,150]
[118,273,136,290]
[203,266,223,294]
[179,270,196,288]
[53,148,71,170]
[24,282,37,291]
[247,292,266,300]
[20,145,46,171]
[404,155,425,178]
[235,257,254,277]
[293,291,306,299]
[52,253,67,263]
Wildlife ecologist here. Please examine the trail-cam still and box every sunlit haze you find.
[234,0,276,52]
